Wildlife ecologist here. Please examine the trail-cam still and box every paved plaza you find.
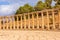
[0,30,60,40]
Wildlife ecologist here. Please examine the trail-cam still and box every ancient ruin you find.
[0,8,60,40]
[0,8,60,31]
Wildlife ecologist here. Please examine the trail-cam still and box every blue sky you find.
[0,0,56,16]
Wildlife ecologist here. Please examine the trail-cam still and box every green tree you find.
[34,1,46,11]
[54,0,60,5]
[16,4,34,14]
[54,0,60,8]
[16,7,25,14]
[45,0,52,9]
[23,4,34,13]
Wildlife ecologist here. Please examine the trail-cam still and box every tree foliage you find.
[54,0,60,8]
[16,0,60,14]
[45,0,52,9]
[54,0,60,5]
[34,1,46,11]
[16,4,34,14]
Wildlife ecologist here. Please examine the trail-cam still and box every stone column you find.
[42,12,44,30]
[58,9,60,29]
[52,10,55,30]
[17,15,19,29]
[14,16,15,30]
[32,13,34,29]
[0,17,1,29]
[6,16,9,30]
[37,12,39,29]
[47,11,49,30]
[21,15,22,29]
[10,16,13,30]
[3,17,5,30]
[24,14,26,29]
[1,17,3,29]
[28,13,30,29]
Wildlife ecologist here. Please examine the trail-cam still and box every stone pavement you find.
[0,30,60,40]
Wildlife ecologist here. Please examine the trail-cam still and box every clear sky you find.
[0,0,56,16]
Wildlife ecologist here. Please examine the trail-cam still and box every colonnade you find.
[0,8,60,31]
